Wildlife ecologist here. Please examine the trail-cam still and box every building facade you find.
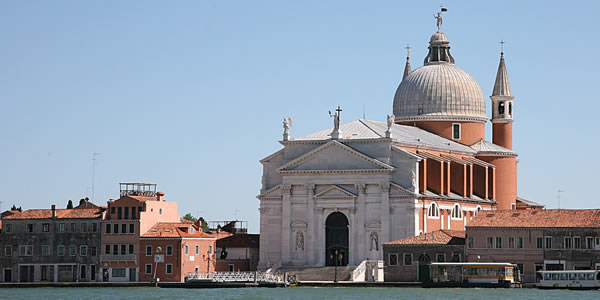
[466,209,600,283]
[0,205,104,282]
[258,13,528,269]
[215,233,260,272]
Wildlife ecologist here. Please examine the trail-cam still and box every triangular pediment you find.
[257,185,282,199]
[390,182,417,198]
[314,185,358,199]
[278,140,393,172]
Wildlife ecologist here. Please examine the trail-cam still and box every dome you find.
[429,32,448,43]
[393,63,487,122]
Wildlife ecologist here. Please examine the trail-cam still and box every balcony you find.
[100,254,136,262]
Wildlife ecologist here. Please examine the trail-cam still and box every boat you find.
[424,262,521,288]
[538,270,600,290]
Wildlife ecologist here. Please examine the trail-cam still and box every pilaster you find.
[305,184,316,265]
[281,184,292,265]
[380,183,390,244]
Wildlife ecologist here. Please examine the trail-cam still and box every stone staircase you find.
[277,266,356,282]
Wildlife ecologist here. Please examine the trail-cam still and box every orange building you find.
[139,223,216,282]
[100,183,180,282]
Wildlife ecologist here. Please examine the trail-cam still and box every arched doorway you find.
[325,212,349,266]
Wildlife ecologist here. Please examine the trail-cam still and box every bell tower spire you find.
[402,44,412,80]
[490,45,515,150]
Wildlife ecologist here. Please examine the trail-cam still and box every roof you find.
[141,222,216,239]
[384,230,465,246]
[293,119,476,154]
[516,196,544,208]
[470,139,517,156]
[216,233,260,249]
[492,53,513,97]
[3,208,103,220]
[467,209,600,228]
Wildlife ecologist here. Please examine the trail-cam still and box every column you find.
[356,184,367,262]
[258,207,269,268]
[305,184,315,265]
[380,183,390,245]
[281,184,292,265]
[317,208,325,266]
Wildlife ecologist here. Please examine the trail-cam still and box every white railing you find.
[186,271,283,283]
[100,254,136,262]
[351,260,368,281]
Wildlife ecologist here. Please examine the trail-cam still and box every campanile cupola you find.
[490,51,515,150]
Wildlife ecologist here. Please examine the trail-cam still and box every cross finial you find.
[500,40,505,54]
[406,44,411,57]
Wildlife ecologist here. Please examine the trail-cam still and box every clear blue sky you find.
[1,1,599,233]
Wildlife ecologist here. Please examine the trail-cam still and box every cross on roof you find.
[406,44,411,57]
[500,40,505,54]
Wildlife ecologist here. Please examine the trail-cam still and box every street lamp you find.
[202,250,215,275]
[153,246,163,282]
[329,249,343,283]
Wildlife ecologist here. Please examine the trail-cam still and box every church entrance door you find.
[325,212,349,266]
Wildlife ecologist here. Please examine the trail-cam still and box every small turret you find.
[490,51,515,150]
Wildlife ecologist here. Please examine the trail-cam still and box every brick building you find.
[0,205,104,282]
[466,209,600,283]
[139,223,216,282]
[216,233,259,272]
[383,230,465,282]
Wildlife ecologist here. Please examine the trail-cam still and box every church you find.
[257,13,536,269]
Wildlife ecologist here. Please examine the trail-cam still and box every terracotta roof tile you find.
[467,209,600,228]
[216,234,260,248]
[384,230,465,246]
[3,208,103,220]
[141,223,216,239]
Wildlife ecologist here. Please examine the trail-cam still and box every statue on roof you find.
[434,8,446,32]
[329,106,342,139]
[283,117,292,141]
[386,114,395,138]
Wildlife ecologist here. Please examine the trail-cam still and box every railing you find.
[100,254,136,262]
[351,260,368,281]
[351,260,384,282]
[185,272,283,283]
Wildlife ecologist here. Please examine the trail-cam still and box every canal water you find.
[0,287,598,299]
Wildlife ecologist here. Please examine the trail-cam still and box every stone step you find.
[278,266,356,282]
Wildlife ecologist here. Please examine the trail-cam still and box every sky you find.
[1,1,599,233]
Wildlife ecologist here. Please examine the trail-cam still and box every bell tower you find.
[490,49,515,149]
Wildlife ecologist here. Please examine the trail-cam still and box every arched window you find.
[428,203,439,218]
[474,206,482,216]
[499,102,505,115]
[509,102,512,116]
[451,204,462,219]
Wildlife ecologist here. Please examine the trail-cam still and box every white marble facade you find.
[258,133,422,268]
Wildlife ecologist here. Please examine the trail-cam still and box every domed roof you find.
[393,64,487,122]
[393,31,487,123]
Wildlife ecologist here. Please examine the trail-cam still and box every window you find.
[81,223,88,232]
[121,224,127,234]
[80,245,88,256]
[105,245,111,255]
[487,237,494,248]
[574,237,581,249]
[70,245,77,256]
[117,207,122,219]
[124,207,129,219]
[5,245,13,256]
[71,223,77,232]
[495,237,503,249]
[110,207,116,214]
[91,223,97,232]
[474,206,481,216]
[185,245,189,255]
[129,224,135,234]
[138,206,143,214]
[121,245,126,255]
[42,245,49,256]
[209,245,213,255]
[452,123,461,140]
[132,207,137,219]
[436,254,445,262]
[190,227,194,234]
[451,204,462,219]
[451,254,461,262]
[80,265,86,280]
[545,237,553,249]
[26,224,33,232]
[166,245,173,256]
[403,253,413,266]
[5,223,12,233]
[509,102,513,115]
[499,102,505,115]
[145,264,152,274]
[91,246,97,256]
[113,224,119,234]
[58,245,65,256]
[389,253,398,266]
[112,268,126,278]
[166,264,173,274]
[195,245,199,255]
[517,237,524,249]
[564,237,573,249]
[586,237,594,249]
[428,203,439,218]
[146,246,152,256]
[468,236,474,248]
[159,208,163,216]
[129,244,134,255]
[536,237,543,249]
[105,224,111,234]
[113,245,118,255]
[19,245,33,256]
[42,223,50,232]
[508,237,515,248]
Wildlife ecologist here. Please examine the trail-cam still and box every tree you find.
[67,200,73,209]
[10,205,22,212]
[79,198,86,206]
[183,213,197,222]
[198,217,209,232]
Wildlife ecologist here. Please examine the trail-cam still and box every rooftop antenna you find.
[557,190,565,209]
[363,104,366,119]
[92,152,100,203]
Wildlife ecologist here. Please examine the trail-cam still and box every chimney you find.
[157,192,164,201]
[51,205,56,218]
